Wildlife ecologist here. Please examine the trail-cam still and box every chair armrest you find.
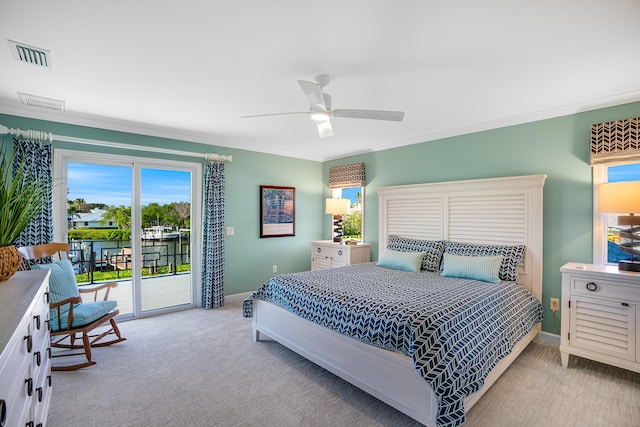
[49,296,82,331]
[78,282,118,301]
[50,296,82,310]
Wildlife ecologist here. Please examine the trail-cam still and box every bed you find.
[243,174,547,427]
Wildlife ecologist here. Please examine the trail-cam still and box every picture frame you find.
[260,185,295,237]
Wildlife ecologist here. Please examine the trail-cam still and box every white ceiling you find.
[1,1,639,162]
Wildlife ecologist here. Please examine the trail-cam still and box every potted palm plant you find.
[0,148,46,281]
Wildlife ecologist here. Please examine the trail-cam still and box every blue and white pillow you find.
[386,235,445,271]
[442,241,525,282]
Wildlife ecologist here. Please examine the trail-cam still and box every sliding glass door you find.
[54,150,201,318]
[139,167,192,312]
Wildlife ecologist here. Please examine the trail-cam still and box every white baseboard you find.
[538,331,560,346]
[225,291,251,304]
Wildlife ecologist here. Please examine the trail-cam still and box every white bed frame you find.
[252,174,547,426]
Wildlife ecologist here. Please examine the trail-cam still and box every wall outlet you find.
[272,264,277,273]
[550,297,560,312]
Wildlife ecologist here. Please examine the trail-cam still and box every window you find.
[594,162,640,264]
[331,186,364,241]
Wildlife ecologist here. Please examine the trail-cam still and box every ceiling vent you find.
[8,39,51,68]
[19,93,65,111]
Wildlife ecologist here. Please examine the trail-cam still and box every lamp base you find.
[618,260,640,272]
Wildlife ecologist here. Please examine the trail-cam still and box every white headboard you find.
[378,174,547,300]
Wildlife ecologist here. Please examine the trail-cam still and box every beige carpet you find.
[47,297,640,427]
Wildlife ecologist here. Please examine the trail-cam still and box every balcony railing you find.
[69,238,191,284]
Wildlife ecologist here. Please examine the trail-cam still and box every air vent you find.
[19,93,65,111]
[8,40,51,68]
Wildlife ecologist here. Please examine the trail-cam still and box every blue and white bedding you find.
[242,262,543,427]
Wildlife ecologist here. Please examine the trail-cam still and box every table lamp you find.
[326,198,350,243]
[598,181,640,272]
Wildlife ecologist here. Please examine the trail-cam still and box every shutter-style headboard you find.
[378,174,546,299]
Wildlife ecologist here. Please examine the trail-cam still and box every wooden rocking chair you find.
[18,242,126,371]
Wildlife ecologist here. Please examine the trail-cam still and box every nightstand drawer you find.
[571,277,640,301]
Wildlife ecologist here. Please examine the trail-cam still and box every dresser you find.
[0,269,52,427]
[311,240,371,270]
[560,262,640,373]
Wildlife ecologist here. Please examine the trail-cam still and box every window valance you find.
[590,116,640,166]
[329,163,366,189]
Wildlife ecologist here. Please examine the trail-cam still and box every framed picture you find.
[260,185,295,237]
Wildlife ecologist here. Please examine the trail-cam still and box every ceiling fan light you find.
[310,111,331,122]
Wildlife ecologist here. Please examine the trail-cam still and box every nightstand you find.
[311,240,370,270]
[560,262,640,373]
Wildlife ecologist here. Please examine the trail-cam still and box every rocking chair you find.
[18,242,126,371]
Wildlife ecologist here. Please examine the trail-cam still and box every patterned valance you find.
[328,163,366,188]
[590,116,640,166]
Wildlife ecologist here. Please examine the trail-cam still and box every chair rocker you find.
[18,242,126,371]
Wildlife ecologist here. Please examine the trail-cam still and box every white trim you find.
[593,165,607,265]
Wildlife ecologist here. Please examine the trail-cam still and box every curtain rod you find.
[0,124,232,162]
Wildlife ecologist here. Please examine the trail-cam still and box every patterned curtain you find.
[329,163,366,188]
[12,137,53,246]
[201,160,225,309]
[590,116,640,165]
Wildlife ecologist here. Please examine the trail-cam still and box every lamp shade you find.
[598,182,640,214]
[325,198,350,215]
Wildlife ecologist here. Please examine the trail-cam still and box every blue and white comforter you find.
[242,263,543,427]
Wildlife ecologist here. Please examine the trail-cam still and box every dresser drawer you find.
[570,277,640,301]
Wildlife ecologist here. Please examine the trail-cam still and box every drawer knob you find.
[317,247,321,253]
[338,250,343,256]
[585,282,599,292]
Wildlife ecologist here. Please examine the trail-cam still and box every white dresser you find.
[0,269,52,427]
[311,240,371,270]
[560,262,640,373]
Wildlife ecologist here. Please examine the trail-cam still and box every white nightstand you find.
[311,240,371,270]
[560,262,640,373]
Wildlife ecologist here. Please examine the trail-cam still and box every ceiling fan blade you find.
[298,80,326,110]
[315,118,333,138]
[240,112,308,118]
[332,109,404,121]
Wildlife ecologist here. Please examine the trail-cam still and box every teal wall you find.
[323,101,640,334]
[0,114,323,296]
[3,100,640,334]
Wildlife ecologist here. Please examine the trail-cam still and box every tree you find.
[102,205,132,229]
[342,211,362,239]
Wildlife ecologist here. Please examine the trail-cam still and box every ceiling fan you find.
[240,74,404,138]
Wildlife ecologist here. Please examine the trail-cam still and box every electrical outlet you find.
[550,297,560,312]
[272,264,277,273]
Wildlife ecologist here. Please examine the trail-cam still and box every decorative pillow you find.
[442,241,525,282]
[377,249,426,272]
[386,235,445,271]
[440,253,503,283]
[32,259,80,306]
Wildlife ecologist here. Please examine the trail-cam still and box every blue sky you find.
[608,163,640,182]
[67,163,191,207]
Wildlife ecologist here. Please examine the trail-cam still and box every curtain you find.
[329,163,366,188]
[12,136,53,246]
[201,160,225,309]
[590,116,640,165]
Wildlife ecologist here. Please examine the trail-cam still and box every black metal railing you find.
[69,238,191,284]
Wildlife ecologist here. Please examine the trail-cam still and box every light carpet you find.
[48,297,640,427]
